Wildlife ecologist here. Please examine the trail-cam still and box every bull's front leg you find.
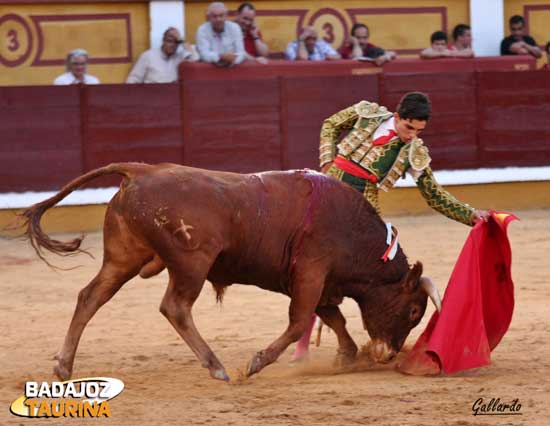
[315,305,358,367]
[246,268,325,377]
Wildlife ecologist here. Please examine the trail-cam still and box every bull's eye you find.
[409,306,421,321]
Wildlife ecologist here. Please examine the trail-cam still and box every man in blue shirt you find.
[285,26,341,61]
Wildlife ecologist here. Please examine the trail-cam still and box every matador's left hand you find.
[471,209,490,224]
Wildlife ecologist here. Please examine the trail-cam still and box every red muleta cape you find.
[397,211,518,375]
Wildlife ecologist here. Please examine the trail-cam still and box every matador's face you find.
[394,113,427,143]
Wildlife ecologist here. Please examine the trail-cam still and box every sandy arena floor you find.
[1,209,549,425]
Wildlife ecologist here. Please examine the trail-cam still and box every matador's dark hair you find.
[396,92,432,121]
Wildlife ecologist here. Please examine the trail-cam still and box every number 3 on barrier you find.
[306,8,349,49]
[7,28,20,52]
[0,14,33,67]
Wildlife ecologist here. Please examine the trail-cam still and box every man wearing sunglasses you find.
[127,27,199,84]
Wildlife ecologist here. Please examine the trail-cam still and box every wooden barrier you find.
[281,74,378,170]
[181,78,282,172]
[1,57,548,194]
[0,86,82,192]
[84,84,184,187]
[477,71,550,167]
[379,71,478,169]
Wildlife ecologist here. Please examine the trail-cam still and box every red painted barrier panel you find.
[281,74,378,170]
[181,78,281,172]
[179,62,380,172]
[0,86,82,192]
[477,70,550,167]
[179,60,381,81]
[83,84,183,169]
[380,71,478,169]
[1,57,548,193]
[383,58,475,74]
[381,56,535,74]
[473,56,536,72]
[82,84,183,187]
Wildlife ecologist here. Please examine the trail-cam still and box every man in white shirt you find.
[196,2,246,67]
[126,27,199,84]
[54,49,100,85]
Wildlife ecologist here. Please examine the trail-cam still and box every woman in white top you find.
[54,49,100,85]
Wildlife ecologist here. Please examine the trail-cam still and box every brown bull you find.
[21,163,441,381]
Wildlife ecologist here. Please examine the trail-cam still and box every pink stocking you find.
[291,314,317,362]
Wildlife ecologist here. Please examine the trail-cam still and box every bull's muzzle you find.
[368,339,396,363]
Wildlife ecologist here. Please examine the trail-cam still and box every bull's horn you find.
[420,277,442,313]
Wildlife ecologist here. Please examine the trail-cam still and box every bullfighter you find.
[292,92,490,361]
[320,91,488,225]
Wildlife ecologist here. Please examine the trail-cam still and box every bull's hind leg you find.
[159,251,228,381]
[316,305,358,367]
[246,267,325,377]
[54,211,150,380]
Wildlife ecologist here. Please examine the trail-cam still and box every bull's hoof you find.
[246,351,265,377]
[333,350,357,368]
[53,363,72,381]
[210,368,230,382]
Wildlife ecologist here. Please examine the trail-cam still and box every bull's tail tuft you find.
[211,282,230,304]
[18,162,150,268]
[19,202,88,269]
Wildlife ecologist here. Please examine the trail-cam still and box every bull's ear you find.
[404,261,423,293]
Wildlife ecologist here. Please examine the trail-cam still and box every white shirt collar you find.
[373,116,397,140]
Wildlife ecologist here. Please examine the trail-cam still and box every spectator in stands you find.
[450,24,474,56]
[500,15,542,58]
[126,27,198,84]
[285,26,340,61]
[196,2,246,67]
[54,49,99,85]
[339,23,397,65]
[235,2,269,64]
[420,31,472,59]
[542,42,550,70]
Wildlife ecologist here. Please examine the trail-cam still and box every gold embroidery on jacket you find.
[378,144,409,192]
[319,105,357,166]
[338,122,378,157]
[319,101,391,167]
[409,139,431,171]
[417,168,475,226]
[378,138,432,191]
[363,181,380,213]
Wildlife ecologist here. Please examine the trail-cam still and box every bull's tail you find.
[19,162,150,267]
